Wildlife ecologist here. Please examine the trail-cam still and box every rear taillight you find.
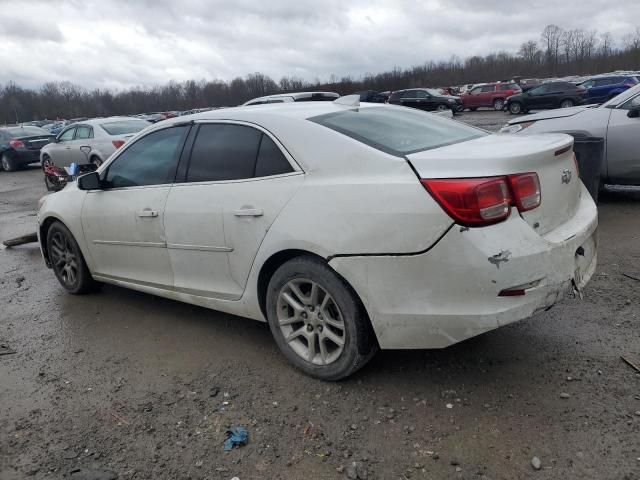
[421,177,512,226]
[422,173,542,227]
[576,86,586,93]
[507,173,541,212]
[112,140,125,149]
[9,139,25,149]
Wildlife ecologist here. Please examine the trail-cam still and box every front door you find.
[606,96,640,184]
[47,126,76,166]
[82,125,189,286]
[164,122,303,300]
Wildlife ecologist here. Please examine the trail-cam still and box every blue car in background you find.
[579,75,639,104]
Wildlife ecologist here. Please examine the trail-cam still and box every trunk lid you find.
[16,134,56,151]
[406,133,582,235]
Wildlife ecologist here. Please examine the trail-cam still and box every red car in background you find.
[460,82,521,111]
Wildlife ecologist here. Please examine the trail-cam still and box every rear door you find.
[164,122,303,300]
[82,125,189,286]
[606,95,640,183]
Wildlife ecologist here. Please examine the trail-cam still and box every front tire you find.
[509,102,523,114]
[1,153,18,172]
[436,103,449,112]
[265,256,377,380]
[46,221,96,294]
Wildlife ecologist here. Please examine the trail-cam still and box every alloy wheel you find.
[494,99,504,110]
[1,156,9,171]
[560,100,574,108]
[276,278,345,366]
[49,231,79,287]
[437,104,448,111]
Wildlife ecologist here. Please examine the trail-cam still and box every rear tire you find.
[265,256,377,380]
[560,99,574,108]
[90,156,102,168]
[509,102,523,114]
[493,98,505,111]
[469,107,478,112]
[42,155,55,191]
[1,153,18,172]
[46,221,96,295]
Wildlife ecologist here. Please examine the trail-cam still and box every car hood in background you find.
[506,105,598,125]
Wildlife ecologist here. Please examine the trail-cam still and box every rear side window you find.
[481,85,495,93]
[255,135,293,177]
[310,106,485,156]
[185,124,293,183]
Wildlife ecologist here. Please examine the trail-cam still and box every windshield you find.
[309,106,486,156]
[100,119,150,135]
[5,126,50,137]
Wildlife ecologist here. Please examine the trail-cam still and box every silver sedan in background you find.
[40,117,150,168]
[501,83,640,188]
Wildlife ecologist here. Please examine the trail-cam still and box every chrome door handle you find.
[233,208,263,217]
[137,209,158,218]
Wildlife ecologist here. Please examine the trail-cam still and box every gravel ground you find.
[1,112,639,480]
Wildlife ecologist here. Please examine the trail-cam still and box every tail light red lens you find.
[421,177,512,226]
[422,173,541,227]
[9,139,25,149]
[507,173,541,211]
[112,140,125,149]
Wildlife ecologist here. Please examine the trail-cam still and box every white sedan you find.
[37,98,598,380]
[40,117,151,168]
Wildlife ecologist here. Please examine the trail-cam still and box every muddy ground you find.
[1,111,639,480]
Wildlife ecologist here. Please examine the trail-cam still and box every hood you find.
[506,105,597,125]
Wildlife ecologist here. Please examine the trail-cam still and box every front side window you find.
[185,124,293,182]
[75,126,93,140]
[104,126,188,188]
[58,127,76,142]
[310,106,486,156]
[469,87,482,95]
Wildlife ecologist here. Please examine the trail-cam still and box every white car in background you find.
[37,98,597,380]
[40,117,151,168]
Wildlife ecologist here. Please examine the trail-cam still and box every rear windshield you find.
[309,106,485,156]
[100,119,150,136]
[4,126,49,137]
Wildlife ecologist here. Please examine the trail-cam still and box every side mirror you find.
[77,171,102,190]
[628,106,640,118]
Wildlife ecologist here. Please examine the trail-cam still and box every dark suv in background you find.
[578,75,638,104]
[388,88,462,112]
[505,81,586,114]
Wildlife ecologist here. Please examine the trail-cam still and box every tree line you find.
[1,24,639,124]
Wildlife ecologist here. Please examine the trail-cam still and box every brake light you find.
[576,86,586,93]
[421,177,512,226]
[9,139,25,149]
[507,173,541,211]
[422,173,542,226]
[112,140,125,149]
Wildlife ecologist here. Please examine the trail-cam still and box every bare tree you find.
[541,24,564,67]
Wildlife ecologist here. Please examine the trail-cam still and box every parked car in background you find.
[40,117,150,169]
[355,90,389,103]
[243,91,339,106]
[37,100,596,380]
[460,82,522,111]
[501,83,640,192]
[578,75,638,104]
[0,126,55,171]
[505,82,586,114]
[388,88,463,112]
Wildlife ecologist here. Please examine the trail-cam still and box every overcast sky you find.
[0,0,638,91]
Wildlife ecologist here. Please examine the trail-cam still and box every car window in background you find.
[469,87,482,94]
[75,126,93,139]
[414,90,429,98]
[5,126,49,137]
[424,89,442,96]
[186,124,262,182]
[58,127,76,142]
[104,126,187,188]
[310,106,486,157]
[100,119,150,136]
[254,135,294,177]
[481,85,495,93]
[499,84,518,91]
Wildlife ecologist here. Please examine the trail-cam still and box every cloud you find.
[0,0,638,90]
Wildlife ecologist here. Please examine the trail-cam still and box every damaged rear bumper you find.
[329,185,598,349]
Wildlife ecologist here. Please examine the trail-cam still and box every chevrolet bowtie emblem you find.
[561,169,572,184]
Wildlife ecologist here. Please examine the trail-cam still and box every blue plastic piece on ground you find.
[224,426,248,450]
